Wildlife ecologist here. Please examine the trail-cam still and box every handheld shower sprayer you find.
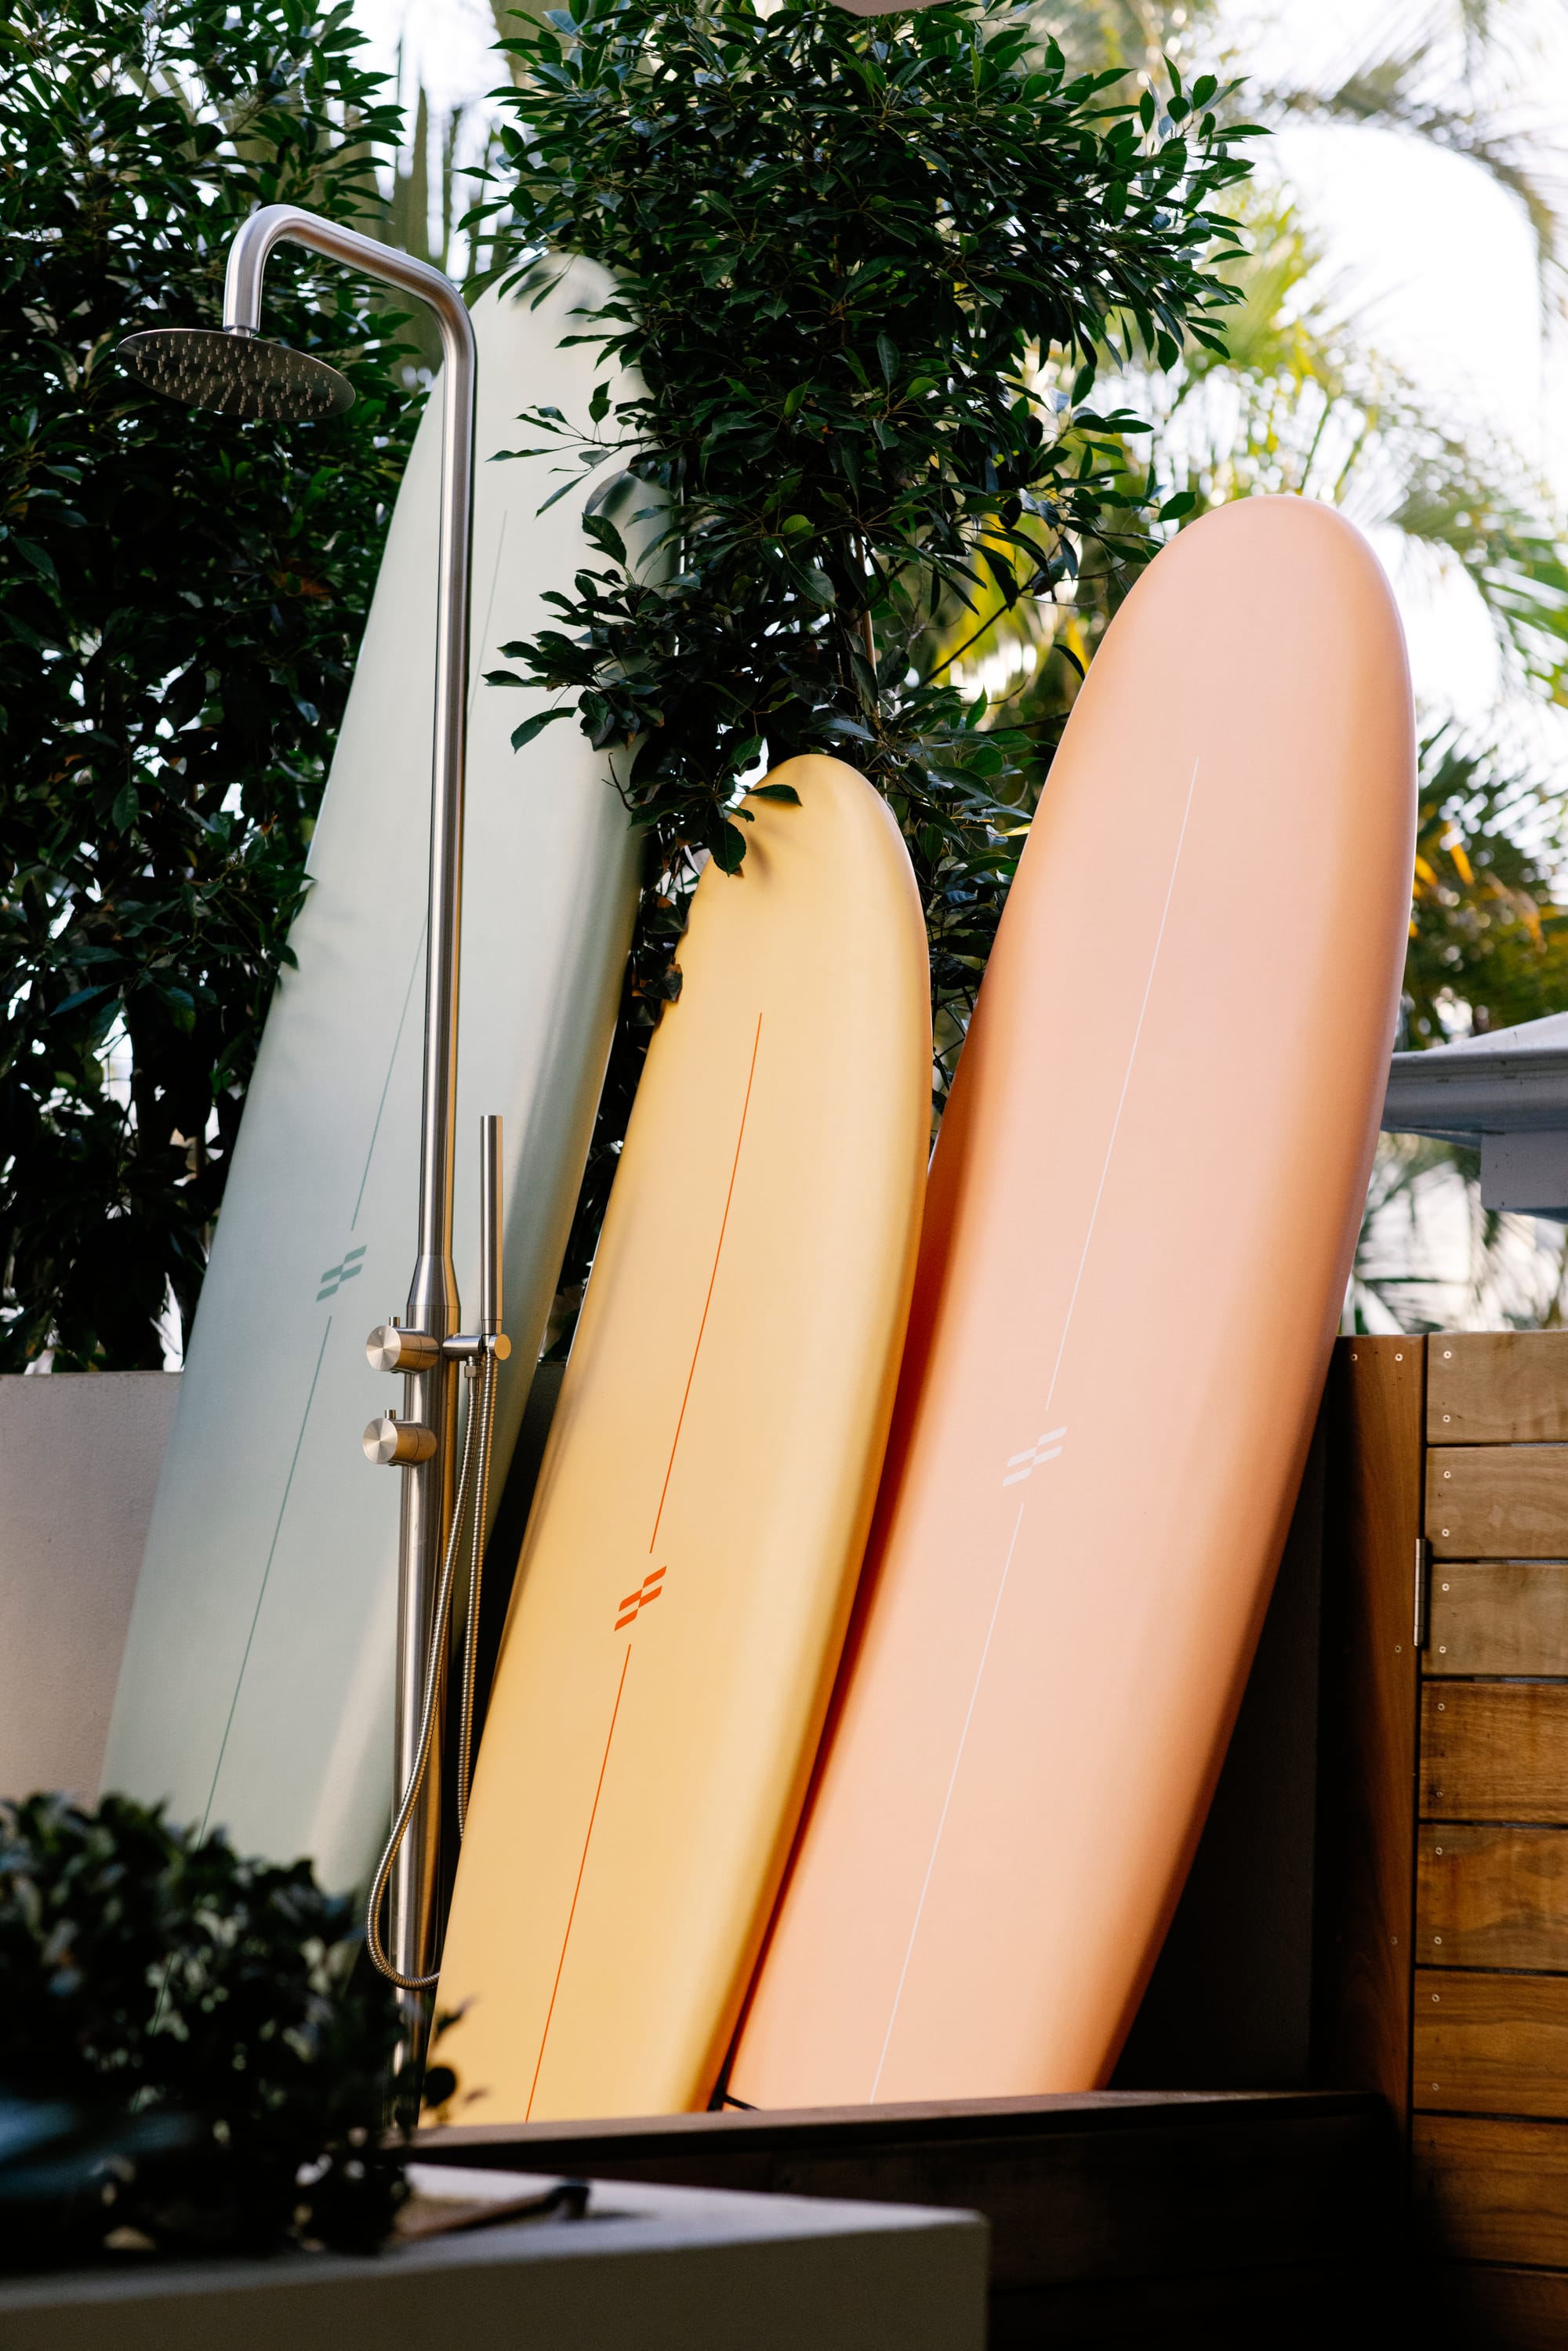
[121,207,503,2027]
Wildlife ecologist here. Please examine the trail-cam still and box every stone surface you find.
[0,1373,179,1803]
[0,2167,987,2351]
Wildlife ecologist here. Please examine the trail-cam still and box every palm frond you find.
[1099,187,1568,701]
[1387,434,1568,698]
[1351,1132,1568,1335]
[1189,198,1353,392]
[1264,42,1568,314]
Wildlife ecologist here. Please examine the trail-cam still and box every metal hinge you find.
[1414,1536,1430,1650]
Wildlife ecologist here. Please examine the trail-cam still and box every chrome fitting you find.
[442,1331,512,1362]
[366,1322,442,1375]
[363,1413,438,1467]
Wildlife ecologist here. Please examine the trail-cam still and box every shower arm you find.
[226,207,481,2008]
[226,206,476,1304]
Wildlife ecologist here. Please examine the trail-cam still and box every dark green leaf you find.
[511,708,573,751]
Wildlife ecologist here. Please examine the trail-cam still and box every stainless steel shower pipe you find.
[225,206,477,1995]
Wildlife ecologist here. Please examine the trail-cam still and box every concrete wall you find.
[0,1373,179,1803]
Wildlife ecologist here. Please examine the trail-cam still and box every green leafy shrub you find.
[0,1794,405,2262]
[0,0,414,1370]
[473,0,1254,1291]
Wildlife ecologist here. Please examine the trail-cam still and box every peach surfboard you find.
[430,756,931,2124]
[728,497,1415,2108]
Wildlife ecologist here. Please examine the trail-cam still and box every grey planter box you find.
[0,2164,986,2350]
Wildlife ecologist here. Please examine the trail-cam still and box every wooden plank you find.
[1414,2113,1568,2268]
[1418,1824,1568,1972]
[1421,1682,1568,1823]
[1428,1331,1568,1446]
[1428,1447,1568,1561]
[1432,2265,1568,2351]
[1428,1561,1568,1677]
[986,2261,1396,2349]
[1312,1337,1423,2126]
[415,2090,1396,2304]
[1414,1968,1568,2117]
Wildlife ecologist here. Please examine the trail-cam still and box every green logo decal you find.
[318,1246,367,1303]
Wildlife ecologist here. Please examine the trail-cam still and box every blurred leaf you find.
[0,1794,408,2266]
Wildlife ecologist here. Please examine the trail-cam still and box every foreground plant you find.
[0,1794,405,2265]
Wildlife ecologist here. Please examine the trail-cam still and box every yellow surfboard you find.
[430,756,931,2123]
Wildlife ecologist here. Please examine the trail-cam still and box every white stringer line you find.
[869,1494,1028,2102]
[869,753,1203,2095]
[1039,752,1200,1420]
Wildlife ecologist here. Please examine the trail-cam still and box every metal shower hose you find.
[366,1346,498,1990]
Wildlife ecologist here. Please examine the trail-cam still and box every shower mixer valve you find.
[362,1411,437,1468]
[361,1112,510,1464]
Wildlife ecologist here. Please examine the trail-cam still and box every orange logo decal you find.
[615,1566,666,1631]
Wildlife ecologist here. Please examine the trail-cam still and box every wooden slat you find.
[415,2090,1396,2303]
[1428,1447,1568,1561]
[1432,2265,1568,2351]
[1419,1824,1568,1972]
[1414,1968,1568,2117]
[1421,1682,1568,1823]
[1312,1337,1423,2124]
[1428,1331,1568,1446]
[985,2263,1396,2349]
[1428,1561,1568,1677]
[1414,2113,1568,2267]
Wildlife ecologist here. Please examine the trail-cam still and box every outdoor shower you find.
[122,205,507,2023]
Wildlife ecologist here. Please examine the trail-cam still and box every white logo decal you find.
[1001,1427,1066,1488]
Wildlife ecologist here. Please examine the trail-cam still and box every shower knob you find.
[363,1413,437,1468]
[366,1323,441,1374]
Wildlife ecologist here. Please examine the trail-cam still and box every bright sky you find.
[354,0,499,120]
